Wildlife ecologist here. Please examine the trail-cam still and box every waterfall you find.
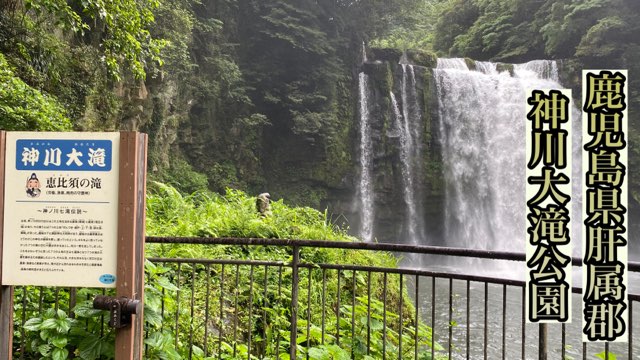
[515,60,559,82]
[357,51,426,245]
[357,71,374,242]
[390,91,402,137]
[361,41,368,62]
[396,63,424,244]
[434,58,571,252]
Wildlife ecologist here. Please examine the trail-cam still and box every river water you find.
[404,274,640,359]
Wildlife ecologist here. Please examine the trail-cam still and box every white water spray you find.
[357,71,374,242]
[397,63,424,243]
[434,58,571,252]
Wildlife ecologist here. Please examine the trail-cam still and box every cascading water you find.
[357,48,426,244]
[390,91,402,133]
[396,63,424,244]
[429,60,628,360]
[357,71,374,242]
[434,58,571,253]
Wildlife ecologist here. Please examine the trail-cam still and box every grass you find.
[18,182,442,360]
[144,182,443,359]
[146,181,397,268]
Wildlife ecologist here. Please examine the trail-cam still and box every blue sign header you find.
[16,139,113,171]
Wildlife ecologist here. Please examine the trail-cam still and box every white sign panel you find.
[2,132,120,287]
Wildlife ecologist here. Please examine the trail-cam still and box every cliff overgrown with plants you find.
[0,0,422,202]
[4,0,640,356]
[2,0,639,237]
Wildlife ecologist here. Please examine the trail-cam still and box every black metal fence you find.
[12,237,640,359]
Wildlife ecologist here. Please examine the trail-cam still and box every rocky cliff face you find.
[339,48,444,244]
[137,45,445,245]
[77,27,445,244]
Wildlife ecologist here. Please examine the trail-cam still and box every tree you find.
[0,53,72,131]
[23,0,166,80]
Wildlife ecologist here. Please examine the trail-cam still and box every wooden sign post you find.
[0,131,13,360]
[0,131,147,360]
[115,132,147,360]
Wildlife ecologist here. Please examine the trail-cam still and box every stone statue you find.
[256,192,272,217]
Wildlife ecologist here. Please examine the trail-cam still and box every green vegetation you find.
[371,0,640,231]
[17,183,443,359]
[427,0,640,68]
[147,182,356,241]
[145,183,443,359]
[1,0,429,203]
[0,53,72,131]
[23,0,165,80]
[2,0,640,214]
[370,1,443,51]
[3,0,640,355]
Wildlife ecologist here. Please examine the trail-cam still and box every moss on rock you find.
[496,63,514,76]
[464,57,476,71]
[407,49,438,68]
[370,47,403,63]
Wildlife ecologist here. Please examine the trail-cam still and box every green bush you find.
[145,183,444,359]
[18,183,443,360]
[0,53,72,131]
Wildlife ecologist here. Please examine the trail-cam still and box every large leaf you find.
[52,347,69,360]
[144,306,163,328]
[78,335,111,360]
[54,317,72,333]
[156,276,180,291]
[50,335,68,349]
[37,343,51,356]
[40,318,58,330]
[192,345,204,358]
[307,347,330,360]
[73,301,104,318]
[23,318,43,331]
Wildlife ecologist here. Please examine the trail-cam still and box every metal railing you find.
[145,237,640,359]
[11,237,640,359]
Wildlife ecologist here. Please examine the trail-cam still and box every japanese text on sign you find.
[582,70,628,342]
[526,89,572,323]
[2,132,120,288]
[17,139,113,171]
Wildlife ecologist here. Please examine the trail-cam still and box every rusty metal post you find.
[0,131,14,360]
[290,245,300,359]
[115,132,147,360]
[539,323,548,360]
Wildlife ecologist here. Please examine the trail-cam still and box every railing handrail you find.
[145,236,640,272]
[146,256,640,301]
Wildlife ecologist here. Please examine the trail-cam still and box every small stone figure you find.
[256,193,272,217]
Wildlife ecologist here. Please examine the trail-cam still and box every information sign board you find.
[1,132,120,287]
